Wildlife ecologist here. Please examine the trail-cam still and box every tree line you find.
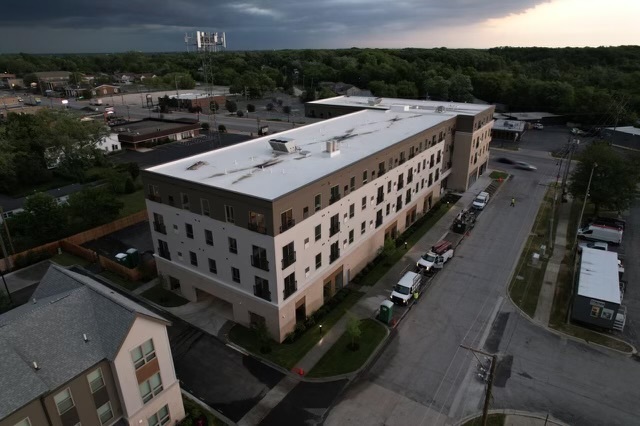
[2,46,639,124]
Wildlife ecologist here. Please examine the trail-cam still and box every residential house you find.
[115,118,201,150]
[0,265,186,426]
[93,84,121,97]
[33,71,72,91]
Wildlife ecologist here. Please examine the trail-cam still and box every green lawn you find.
[509,188,554,317]
[51,252,91,267]
[229,290,364,369]
[489,171,509,180]
[307,319,387,378]
[117,189,147,217]
[142,284,189,307]
[359,201,454,286]
[182,394,225,426]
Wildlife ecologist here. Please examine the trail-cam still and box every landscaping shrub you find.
[247,103,255,112]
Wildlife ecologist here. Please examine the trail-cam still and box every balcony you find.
[330,248,341,264]
[375,218,383,228]
[280,219,296,233]
[158,248,171,261]
[399,157,406,165]
[281,252,297,269]
[254,286,271,302]
[330,222,340,237]
[329,193,341,205]
[248,222,267,234]
[153,222,166,234]
[147,194,161,203]
[378,168,386,177]
[250,256,269,271]
[283,282,298,300]
[376,195,384,205]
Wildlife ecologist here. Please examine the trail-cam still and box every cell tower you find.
[184,31,227,53]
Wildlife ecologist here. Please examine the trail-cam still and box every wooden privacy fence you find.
[1,210,153,282]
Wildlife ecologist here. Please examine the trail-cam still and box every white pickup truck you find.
[390,271,422,305]
[416,240,454,271]
[472,191,490,210]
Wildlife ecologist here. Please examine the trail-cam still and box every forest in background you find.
[1,46,639,124]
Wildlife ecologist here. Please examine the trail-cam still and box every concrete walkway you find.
[533,198,572,325]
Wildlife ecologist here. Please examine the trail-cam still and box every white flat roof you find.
[606,126,640,136]
[148,108,452,200]
[308,95,491,115]
[169,92,225,100]
[506,112,560,120]
[577,248,620,304]
[493,119,526,132]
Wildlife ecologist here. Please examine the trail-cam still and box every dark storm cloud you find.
[0,0,548,52]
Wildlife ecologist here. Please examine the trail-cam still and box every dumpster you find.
[378,300,394,325]
[115,253,128,266]
[126,248,140,268]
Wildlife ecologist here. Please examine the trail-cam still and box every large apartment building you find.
[141,98,494,341]
[0,265,185,426]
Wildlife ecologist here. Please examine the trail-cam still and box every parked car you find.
[496,157,515,164]
[590,216,625,230]
[515,161,537,171]
[577,224,623,244]
[533,123,544,130]
[472,191,490,210]
[577,241,608,253]
[571,128,586,136]
[416,240,454,271]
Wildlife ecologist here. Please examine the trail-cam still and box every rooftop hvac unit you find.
[435,106,445,113]
[269,137,298,154]
[368,97,382,106]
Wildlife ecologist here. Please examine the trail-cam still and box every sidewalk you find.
[293,172,498,376]
[533,198,572,325]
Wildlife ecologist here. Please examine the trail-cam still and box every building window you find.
[350,176,356,192]
[406,188,412,204]
[387,181,392,193]
[330,185,341,204]
[363,170,368,184]
[139,372,163,404]
[315,194,322,212]
[201,198,210,216]
[131,339,156,369]
[386,203,390,216]
[54,388,75,415]
[283,272,297,299]
[232,267,241,283]
[349,229,354,244]
[87,368,105,393]
[315,224,321,241]
[225,205,235,223]
[208,258,217,274]
[12,419,31,426]
[205,229,213,246]
[349,203,355,218]
[251,245,269,271]
[303,206,309,219]
[330,214,340,237]
[97,401,114,425]
[361,221,366,235]
[168,195,174,206]
[397,173,404,190]
[189,251,198,266]
[282,241,296,269]
[181,193,190,210]
[249,211,267,234]
[280,209,295,232]
[315,253,322,269]
[148,184,160,202]
[152,213,166,234]
[330,241,340,263]
[377,186,384,205]
[228,237,238,254]
[407,168,413,184]
[148,405,171,426]
[362,196,367,210]
[397,195,403,212]
[376,210,383,228]
[254,276,271,301]
[185,223,193,239]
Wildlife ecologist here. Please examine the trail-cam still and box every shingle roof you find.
[0,265,169,420]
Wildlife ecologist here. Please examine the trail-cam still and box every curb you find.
[456,409,568,426]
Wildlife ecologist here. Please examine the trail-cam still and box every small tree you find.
[247,103,256,113]
[266,102,274,111]
[253,321,273,354]
[225,99,237,113]
[283,105,292,122]
[218,124,227,133]
[127,162,140,180]
[346,316,362,351]
[201,122,210,131]
[124,177,136,194]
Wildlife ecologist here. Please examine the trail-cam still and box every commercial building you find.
[0,265,185,426]
[158,93,227,112]
[492,119,526,143]
[572,247,624,330]
[33,71,72,91]
[602,126,640,151]
[141,98,494,341]
[115,118,201,150]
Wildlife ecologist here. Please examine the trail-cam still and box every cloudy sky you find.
[1,0,638,53]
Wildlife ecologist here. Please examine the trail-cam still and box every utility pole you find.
[561,139,578,202]
[460,344,497,426]
[574,163,598,251]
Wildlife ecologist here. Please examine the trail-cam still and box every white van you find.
[577,224,622,244]
[390,271,421,305]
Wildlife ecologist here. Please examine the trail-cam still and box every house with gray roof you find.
[0,265,185,426]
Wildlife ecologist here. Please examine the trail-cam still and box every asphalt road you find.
[325,151,640,425]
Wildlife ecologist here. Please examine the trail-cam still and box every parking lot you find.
[82,221,154,260]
